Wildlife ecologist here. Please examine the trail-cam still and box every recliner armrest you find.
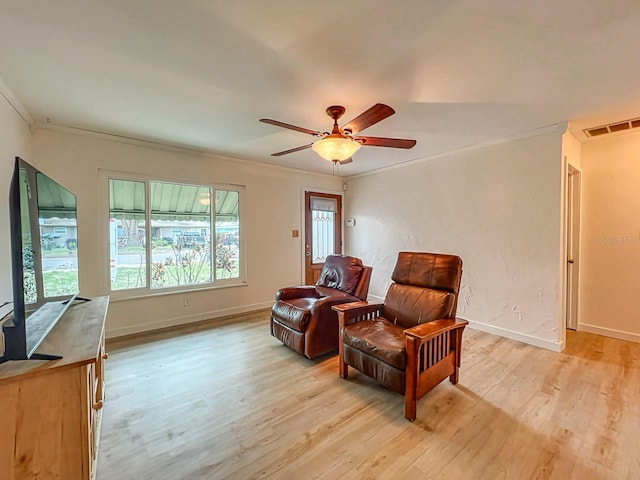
[276,286,321,301]
[333,302,383,328]
[403,317,468,342]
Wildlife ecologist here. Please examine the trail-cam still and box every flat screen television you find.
[1,157,84,363]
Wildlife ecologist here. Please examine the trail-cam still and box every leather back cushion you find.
[316,255,364,295]
[381,283,456,328]
[391,252,462,294]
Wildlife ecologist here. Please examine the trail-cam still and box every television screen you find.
[1,157,80,362]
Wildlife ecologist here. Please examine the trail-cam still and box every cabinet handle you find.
[103,352,109,360]
[93,401,104,410]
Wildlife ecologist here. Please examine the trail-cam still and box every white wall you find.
[0,91,32,302]
[344,128,565,351]
[580,131,640,342]
[30,128,342,337]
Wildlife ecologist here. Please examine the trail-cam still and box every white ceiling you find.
[2,0,640,177]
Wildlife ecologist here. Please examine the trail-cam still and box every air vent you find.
[584,117,640,137]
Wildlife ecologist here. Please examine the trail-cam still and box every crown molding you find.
[346,123,565,180]
[0,78,33,125]
[34,121,339,180]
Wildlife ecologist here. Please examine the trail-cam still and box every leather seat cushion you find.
[342,317,406,370]
[271,298,315,332]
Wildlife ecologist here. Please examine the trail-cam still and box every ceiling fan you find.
[260,103,416,165]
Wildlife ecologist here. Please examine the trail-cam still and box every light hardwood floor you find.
[97,311,640,480]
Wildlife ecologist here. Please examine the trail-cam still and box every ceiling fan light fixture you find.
[312,135,361,162]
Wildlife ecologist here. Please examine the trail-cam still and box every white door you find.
[566,165,581,331]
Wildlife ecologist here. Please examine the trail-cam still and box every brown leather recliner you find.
[271,255,372,359]
[333,251,467,421]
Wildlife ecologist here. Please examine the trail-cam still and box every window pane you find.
[309,196,336,212]
[149,182,212,288]
[109,179,147,290]
[215,189,239,279]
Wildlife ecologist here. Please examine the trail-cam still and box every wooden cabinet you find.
[0,296,109,480]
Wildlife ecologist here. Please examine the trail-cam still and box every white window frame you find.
[99,170,246,299]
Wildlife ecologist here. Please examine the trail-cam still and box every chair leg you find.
[340,359,349,379]
[405,336,418,421]
[405,395,417,422]
[449,327,463,384]
[338,340,348,379]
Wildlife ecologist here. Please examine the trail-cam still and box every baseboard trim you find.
[578,323,640,344]
[106,301,273,338]
[465,318,565,352]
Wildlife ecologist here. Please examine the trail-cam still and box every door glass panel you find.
[310,196,337,264]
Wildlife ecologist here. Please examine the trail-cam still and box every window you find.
[108,177,243,294]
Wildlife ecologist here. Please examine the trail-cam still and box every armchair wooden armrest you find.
[333,301,383,379]
[403,317,469,421]
[333,301,383,330]
[404,317,468,341]
[332,301,382,324]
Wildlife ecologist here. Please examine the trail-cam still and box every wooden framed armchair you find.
[271,255,372,359]
[333,251,467,421]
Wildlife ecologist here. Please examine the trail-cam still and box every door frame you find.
[300,187,344,283]
[561,157,582,336]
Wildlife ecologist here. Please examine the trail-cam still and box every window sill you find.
[108,281,248,303]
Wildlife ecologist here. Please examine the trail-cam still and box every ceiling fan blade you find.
[271,143,313,156]
[342,104,395,135]
[260,118,321,136]
[356,136,417,149]
[339,157,353,165]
